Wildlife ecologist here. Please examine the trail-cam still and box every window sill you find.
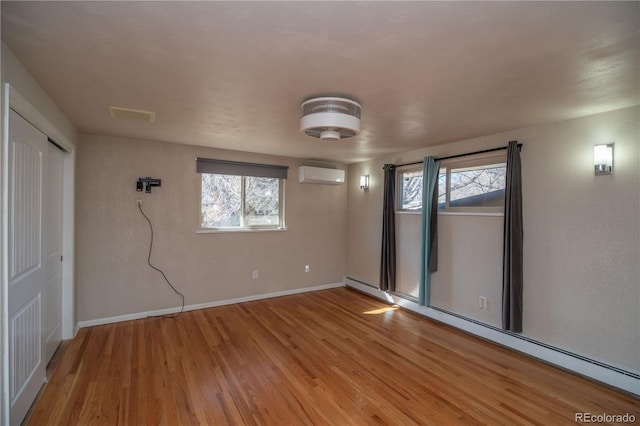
[197,227,287,234]
[438,211,504,217]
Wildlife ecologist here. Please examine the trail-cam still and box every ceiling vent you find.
[300,97,361,141]
[108,106,156,123]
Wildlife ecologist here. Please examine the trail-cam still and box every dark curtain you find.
[380,164,396,292]
[502,141,524,332]
[429,177,439,273]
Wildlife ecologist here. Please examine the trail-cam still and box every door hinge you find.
[60,255,63,262]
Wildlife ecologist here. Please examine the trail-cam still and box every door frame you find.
[1,83,75,424]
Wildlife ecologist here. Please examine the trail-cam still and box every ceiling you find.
[2,1,638,164]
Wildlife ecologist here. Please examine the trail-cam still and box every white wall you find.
[75,134,348,322]
[347,106,640,373]
[430,214,504,326]
[522,107,638,372]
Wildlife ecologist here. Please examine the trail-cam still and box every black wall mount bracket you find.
[136,177,162,193]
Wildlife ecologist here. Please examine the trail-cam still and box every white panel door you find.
[7,110,48,426]
[44,142,64,363]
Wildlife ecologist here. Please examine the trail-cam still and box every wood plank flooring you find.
[27,288,638,425]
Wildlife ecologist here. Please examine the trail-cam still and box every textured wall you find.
[75,134,347,321]
[347,106,640,372]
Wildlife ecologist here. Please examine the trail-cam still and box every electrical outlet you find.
[305,265,310,272]
[136,198,142,206]
[252,270,258,279]
[479,296,487,310]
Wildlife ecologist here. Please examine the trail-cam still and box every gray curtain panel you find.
[502,140,524,332]
[380,164,396,292]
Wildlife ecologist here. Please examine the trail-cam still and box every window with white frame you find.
[197,158,287,230]
[398,167,423,211]
[445,160,506,210]
[397,155,506,214]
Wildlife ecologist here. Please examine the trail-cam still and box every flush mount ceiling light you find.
[300,97,361,141]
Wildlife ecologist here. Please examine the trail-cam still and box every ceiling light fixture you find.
[300,97,361,141]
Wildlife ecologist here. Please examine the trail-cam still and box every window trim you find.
[198,173,286,232]
[196,226,288,234]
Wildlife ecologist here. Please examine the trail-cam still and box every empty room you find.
[1,1,639,425]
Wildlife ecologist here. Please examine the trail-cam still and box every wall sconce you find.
[360,175,369,190]
[594,144,613,175]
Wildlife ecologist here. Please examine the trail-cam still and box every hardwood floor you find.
[21,340,72,425]
[27,288,638,425]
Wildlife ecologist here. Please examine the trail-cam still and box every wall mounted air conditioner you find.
[298,166,345,185]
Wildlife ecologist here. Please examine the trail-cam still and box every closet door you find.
[44,141,64,363]
[7,109,47,426]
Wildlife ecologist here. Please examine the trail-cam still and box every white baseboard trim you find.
[345,277,640,396]
[76,282,344,330]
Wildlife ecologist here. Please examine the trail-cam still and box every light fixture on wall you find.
[594,144,613,175]
[360,175,369,190]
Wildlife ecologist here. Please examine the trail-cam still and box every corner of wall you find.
[1,42,77,147]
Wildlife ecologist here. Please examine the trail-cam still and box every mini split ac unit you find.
[298,166,345,185]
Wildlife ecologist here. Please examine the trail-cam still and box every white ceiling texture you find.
[2,1,639,163]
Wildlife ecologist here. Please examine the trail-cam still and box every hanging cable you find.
[138,202,185,318]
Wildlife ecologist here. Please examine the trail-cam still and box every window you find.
[446,162,505,210]
[201,174,283,229]
[397,156,506,214]
[398,168,423,211]
[197,158,287,231]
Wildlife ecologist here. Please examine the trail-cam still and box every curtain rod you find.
[393,141,522,168]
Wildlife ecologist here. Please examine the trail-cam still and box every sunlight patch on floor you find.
[363,305,399,315]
